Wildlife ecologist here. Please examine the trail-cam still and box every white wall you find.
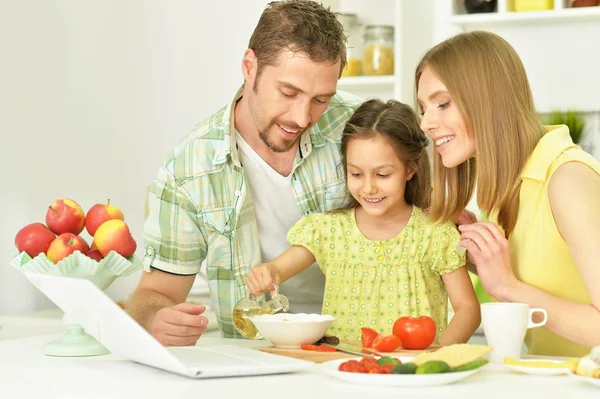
[0,0,268,314]
[474,23,600,159]
[431,0,600,158]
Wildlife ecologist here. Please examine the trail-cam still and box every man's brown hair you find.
[248,0,347,84]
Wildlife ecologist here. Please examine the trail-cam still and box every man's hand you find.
[150,303,208,346]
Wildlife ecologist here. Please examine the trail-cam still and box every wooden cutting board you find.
[259,342,440,364]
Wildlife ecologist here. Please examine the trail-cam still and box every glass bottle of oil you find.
[233,285,290,339]
[232,295,266,340]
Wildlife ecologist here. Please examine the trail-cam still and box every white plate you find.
[504,359,571,376]
[568,370,600,387]
[320,357,483,387]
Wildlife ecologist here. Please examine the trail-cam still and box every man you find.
[128,0,362,344]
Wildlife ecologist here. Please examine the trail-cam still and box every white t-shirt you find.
[235,131,325,314]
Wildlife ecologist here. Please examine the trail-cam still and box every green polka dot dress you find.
[287,207,465,342]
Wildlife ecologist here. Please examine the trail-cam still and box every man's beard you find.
[259,124,303,153]
[249,81,305,153]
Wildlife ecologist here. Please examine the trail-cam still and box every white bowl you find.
[250,313,335,348]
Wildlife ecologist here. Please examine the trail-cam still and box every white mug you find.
[481,302,547,363]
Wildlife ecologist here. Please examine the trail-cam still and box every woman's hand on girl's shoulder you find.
[457,222,516,300]
[421,207,476,227]
[455,209,478,228]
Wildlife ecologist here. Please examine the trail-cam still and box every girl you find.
[246,99,481,344]
[416,30,600,356]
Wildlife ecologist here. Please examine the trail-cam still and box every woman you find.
[415,30,600,357]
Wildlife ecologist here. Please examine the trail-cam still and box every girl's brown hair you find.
[340,99,431,209]
[415,31,545,235]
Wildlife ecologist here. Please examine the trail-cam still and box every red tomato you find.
[392,316,437,350]
[372,333,402,352]
[381,364,395,374]
[315,345,337,352]
[360,327,379,348]
[368,365,385,374]
[338,359,362,373]
[359,357,379,370]
[338,362,352,372]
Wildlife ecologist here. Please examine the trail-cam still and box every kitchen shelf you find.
[450,5,600,27]
[320,0,402,100]
[338,75,396,89]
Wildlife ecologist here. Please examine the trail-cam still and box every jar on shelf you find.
[462,0,497,13]
[570,0,600,7]
[363,25,394,76]
[512,0,554,11]
[338,13,363,77]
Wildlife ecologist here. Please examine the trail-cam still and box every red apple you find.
[94,220,136,258]
[46,233,89,263]
[83,240,90,253]
[85,199,125,236]
[86,249,104,262]
[45,198,85,235]
[15,223,56,257]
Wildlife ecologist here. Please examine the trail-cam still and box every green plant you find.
[545,110,585,144]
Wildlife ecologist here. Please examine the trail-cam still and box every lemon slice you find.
[504,357,577,369]
[575,356,600,377]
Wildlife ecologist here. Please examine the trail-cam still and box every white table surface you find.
[0,314,598,399]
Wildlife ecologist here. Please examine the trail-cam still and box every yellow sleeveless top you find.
[493,126,600,357]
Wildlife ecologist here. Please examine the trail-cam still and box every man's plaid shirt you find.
[143,88,362,337]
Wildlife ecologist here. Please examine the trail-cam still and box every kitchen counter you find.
[0,315,597,399]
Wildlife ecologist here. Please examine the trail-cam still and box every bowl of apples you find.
[10,197,141,357]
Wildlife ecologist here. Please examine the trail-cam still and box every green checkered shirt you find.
[143,87,362,337]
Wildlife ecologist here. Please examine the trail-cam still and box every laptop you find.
[24,273,313,379]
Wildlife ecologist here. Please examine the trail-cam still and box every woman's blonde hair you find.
[340,99,431,210]
[415,31,545,235]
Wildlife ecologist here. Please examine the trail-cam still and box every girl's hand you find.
[246,263,280,296]
[458,222,518,300]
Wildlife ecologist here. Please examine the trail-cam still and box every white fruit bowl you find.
[10,250,141,357]
[250,313,335,348]
[10,250,140,290]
